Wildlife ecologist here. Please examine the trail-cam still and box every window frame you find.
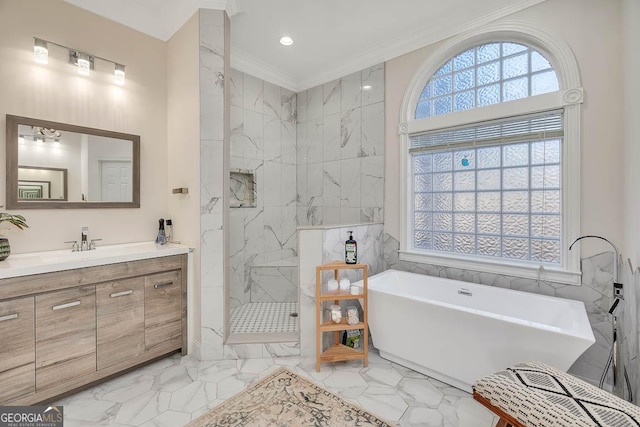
[398,22,584,285]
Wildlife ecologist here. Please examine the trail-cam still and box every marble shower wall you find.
[615,260,640,402]
[296,64,385,226]
[383,233,615,388]
[228,69,297,309]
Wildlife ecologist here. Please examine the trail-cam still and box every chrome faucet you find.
[64,227,101,252]
[81,226,89,251]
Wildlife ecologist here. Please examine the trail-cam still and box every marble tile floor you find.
[55,348,498,427]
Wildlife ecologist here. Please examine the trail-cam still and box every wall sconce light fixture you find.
[33,37,126,85]
[33,38,48,64]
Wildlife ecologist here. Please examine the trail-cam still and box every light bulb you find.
[114,64,125,85]
[279,36,293,46]
[77,52,90,76]
[34,38,48,64]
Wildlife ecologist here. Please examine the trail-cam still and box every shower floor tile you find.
[230,302,298,334]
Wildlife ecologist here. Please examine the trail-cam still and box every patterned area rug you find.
[187,367,394,427]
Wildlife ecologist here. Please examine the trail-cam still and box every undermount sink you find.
[40,242,180,263]
[41,250,112,263]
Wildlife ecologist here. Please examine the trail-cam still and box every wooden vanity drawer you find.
[0,296,35,373]
[35,286,96,390]
[145,270,181,350]
[96,278,145,370]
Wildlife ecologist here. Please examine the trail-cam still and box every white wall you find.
[622,0,640,267]
[0,0,168,253]
[384,0,624,259]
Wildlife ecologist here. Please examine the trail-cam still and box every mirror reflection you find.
[18,124,132,202]
[6,115,140,209]
[18,166,68,200]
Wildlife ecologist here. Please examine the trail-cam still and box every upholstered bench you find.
[473,361,640,427]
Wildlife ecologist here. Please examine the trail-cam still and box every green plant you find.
[0,206,28,230]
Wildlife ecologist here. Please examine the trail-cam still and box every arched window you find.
[399,25,583,284]
[415,42,559,118]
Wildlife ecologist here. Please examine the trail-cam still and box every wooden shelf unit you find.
[315,261,368,371]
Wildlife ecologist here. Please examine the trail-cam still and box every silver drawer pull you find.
[0,313,18,322]
[154,281,174,289]
[53,301,81,311]
[110,290,133,298]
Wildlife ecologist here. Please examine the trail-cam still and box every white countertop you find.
[0,241,191,280]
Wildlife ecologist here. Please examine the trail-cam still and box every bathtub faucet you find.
[570,234,623,392]
[568,235,619,286]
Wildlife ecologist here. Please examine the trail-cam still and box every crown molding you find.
[225,0,244,17]
[161,0,239,41]
[295,0,548,91]
[231,48,300,92]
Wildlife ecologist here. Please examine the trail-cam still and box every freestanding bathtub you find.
[362,269,595,392]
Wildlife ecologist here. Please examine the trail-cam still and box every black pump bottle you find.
[345,231,357,264]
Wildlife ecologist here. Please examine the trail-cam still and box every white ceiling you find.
[63,0,546,92]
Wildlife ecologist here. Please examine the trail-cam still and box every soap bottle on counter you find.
[156,218,166,245]
[165,219,173,243]
[345,231,357,264]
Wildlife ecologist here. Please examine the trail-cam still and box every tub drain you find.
[290,312,298,317]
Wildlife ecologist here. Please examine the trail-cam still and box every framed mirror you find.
[6,115,140,209]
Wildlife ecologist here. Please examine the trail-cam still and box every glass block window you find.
[410,110,563,264]
[416,42,559,119]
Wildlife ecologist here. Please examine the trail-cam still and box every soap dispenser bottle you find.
[165,219,173,244]
[345,231,357,264]
[156,218,166,245]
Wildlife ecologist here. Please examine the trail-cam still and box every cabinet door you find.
[96,277,145,370]
[144,270,181,351]
[0,296,35,402]
[35,286,96,390]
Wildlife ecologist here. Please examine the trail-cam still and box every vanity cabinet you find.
[0,253,187,405]
[96,277,145,370]
[35,286,96,390]
[144,271,182,352]
[0,296,35,402]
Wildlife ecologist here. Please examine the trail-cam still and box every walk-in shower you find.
[229,258,298,337]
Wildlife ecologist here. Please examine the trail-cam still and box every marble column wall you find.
[383,233,615,388]
[296,64,385,226]
[615,259,640,402]
[199,9,228,360]
[228,69,297,309]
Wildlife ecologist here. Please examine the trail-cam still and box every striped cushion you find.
[473,361,640,427]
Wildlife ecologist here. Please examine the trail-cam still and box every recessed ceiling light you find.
[362,85,372,91]
[279,36,293,46]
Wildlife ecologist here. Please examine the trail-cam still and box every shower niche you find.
[230,169,256,208]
